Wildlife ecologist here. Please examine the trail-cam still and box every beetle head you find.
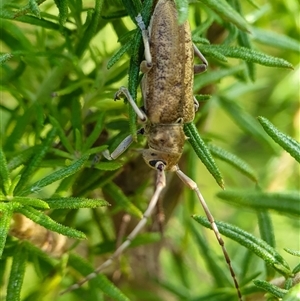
[142,124,186,171]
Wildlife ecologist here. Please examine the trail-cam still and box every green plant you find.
[0,0,299,301]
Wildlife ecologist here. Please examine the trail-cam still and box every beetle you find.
[62,1,242,299]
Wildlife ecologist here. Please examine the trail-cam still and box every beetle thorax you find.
[142,123,186,171]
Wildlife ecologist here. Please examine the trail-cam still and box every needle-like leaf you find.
[184,123,224,188]
[0,147,11,194]
[6,243,27,301]
[193,216,291,276]
[17,206,86,239]
[217,190,300,217]
[66,253,130,301]
[21,154,89,196]
[258,116,300,163]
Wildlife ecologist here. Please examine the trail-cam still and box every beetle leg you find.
[114,86,148,122]
[102,135,134,160]
[60,161,166,295]
[175,166,242,301]
[103,128,145,160]
[193,96,199,112]
[136,14,152,73]
[193,44,208,74]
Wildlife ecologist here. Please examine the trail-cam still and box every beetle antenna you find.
[175,166,242,301]
[60,162,166,295]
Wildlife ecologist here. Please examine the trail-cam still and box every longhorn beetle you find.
[62,0,242,299]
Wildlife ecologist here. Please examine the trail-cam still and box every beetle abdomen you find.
[142,0,195,124]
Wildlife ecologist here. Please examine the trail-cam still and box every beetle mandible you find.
[62,0,242,299]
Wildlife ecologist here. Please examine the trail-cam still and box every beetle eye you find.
[149,160,166,168]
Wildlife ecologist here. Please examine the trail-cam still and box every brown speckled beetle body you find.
[62,1,242,300]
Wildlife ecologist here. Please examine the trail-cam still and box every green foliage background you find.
[0,0,299,301]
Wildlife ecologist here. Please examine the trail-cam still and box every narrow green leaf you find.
[49,116,74,154]
[107,36,135,69]
[238,29,255,81]
[252,27,300,53]
[0,257,7,290]
[0,209,13,258]
[224,22,239,45]
[71,98,82,142]
[5,106,34,151]
[292,264,300,274]
[257,210,276,279]
[93,161,124,171]
[208,144,257,182]
[1,16,38,49]
[103,182,142,218]
[7,0,46,18]
[75,128,82,152]
[6,243,28,301]
[257,211,275,248]
[20,240,55,265]
[0,147,11,194]
[199,0,250,32]
[194,94,211,102]
[83,113,106,151]
[53,0,68,26]
[86,146,108,156]
[53,79,93,97]
[17,207,86,239]
[7,146,38,171]
[21,154,89,196]
[193,216,291,276]
[28,0,41,18]
[67,253,130,301]
[198,44,228,62]
[10,196,50,209]
[184,123,224,188]
[217,190,300,217]
[0,53,13,65]
[257,116,300,163]
[0,202,23,211]
[284,249,300,257]
[45,197,109,209]
[127,34,141,141]
[14,129,57,194]
[192,36,211,45]
[245,0,259,8]
[285,278,293,290]
[75,0,103,57]
[192,16,214,37]
[194,65,245,90]
[202,45,293,69]
[121,0,141,22]
[1,13,61,31]
[218,97,276,151]
[253,280,287,298]
[72,169,118,196]
[174,0,189,24]
[50,148,74,160]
